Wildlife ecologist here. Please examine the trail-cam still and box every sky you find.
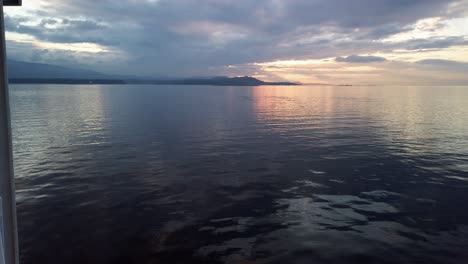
[3,0,468,85]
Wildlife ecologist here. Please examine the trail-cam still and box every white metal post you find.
[0,2,19,264]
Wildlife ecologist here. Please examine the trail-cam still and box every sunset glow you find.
[4,0,468,84]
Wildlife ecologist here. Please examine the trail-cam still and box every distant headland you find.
[9,76,299,86]
[7,60,299,86]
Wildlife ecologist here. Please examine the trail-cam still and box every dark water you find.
[9,84,468,264]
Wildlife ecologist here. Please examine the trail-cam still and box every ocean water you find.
[9,84,468,264]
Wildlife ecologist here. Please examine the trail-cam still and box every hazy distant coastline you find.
[9,76,299,86]
[7,60,298,86]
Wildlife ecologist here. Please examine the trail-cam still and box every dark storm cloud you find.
[4,0,468,76]
[335,55,387,63]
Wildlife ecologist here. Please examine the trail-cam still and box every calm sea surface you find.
[9,84,468,264]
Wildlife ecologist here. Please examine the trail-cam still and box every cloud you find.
[335,55,387,63]
[418,59,466,65]
[416,59,468,71]
[4,15,112,44]
[3,0,468,81]
[405,36,468,50]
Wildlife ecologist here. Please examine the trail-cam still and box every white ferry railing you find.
[0,1,21,264]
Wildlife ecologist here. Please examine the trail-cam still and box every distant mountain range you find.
[7,60,298,86]
[7,60,109,79]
